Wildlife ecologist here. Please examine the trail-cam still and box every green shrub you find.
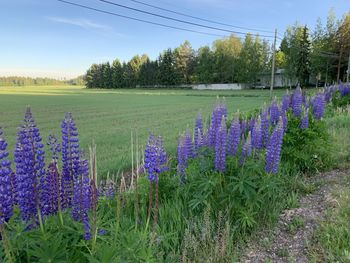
[332,90,350,108]
[282,113,333,174]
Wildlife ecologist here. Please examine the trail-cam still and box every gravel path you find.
[241,169,348,263]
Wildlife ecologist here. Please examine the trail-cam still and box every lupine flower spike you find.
[144,135,167,226]
[177,131,193,183]
[261,108,270,147]
[72,156,92,240]
[251,116,262,150]
[269,98,280,125]
[281,90,291,112]
[61,112,80,209]
[312,92,326,120]
[0,128,13,224]
[215,116,227,172]
[15,107,45,224]
[265,117,284,174]
[208,101,227,147]
[300,108,309,129]
[240,131,252,165]
[227,111,240,156]
[41,134,61,216]
[194,112,204,153]
[292,85,303,117]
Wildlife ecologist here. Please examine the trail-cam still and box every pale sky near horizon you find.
[0,0,349,79]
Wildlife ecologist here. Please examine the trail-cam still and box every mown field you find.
[0,85,284,176]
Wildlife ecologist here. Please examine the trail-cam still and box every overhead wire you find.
[97,0,276,38]
[124,0,274,34]
[57,0,227,37]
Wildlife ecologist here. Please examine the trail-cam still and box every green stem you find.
[0,225,14,263]
[37,206,45,234]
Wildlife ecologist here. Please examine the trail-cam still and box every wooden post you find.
[270,29,277,99]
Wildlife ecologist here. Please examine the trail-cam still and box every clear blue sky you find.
[0,0,348,79]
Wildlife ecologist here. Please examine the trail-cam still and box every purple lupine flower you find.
[281,110,288,132]
[98,179,116,200]
[300,108,309,129]
[177,131,193,182]
[98,229,107,236]
[105,185,115,199]
[144,135,168,183]
[324,89,333,103]
[72,158,92,240]
[339,83,350,97]
[183,130,194,159]
[0,129,13,224]
[250,117,256,132]
[269,99,280,125]
[292,86,303,118]
[156,136,168,174]
[177,138,186,181]
[194,112,204,152]
[215,116,227,172]
[265,118,284,174]
[312,92,326,120]
[281,91,291,112]
[261,109,270,147]
[240,131,252,165]
[41,161,60,216]
[14,107,46,222]
[61,112,80,209]
[41,134,61,216]
[208,102,227,147]
[227,113,241,156]
[251,116,262,150]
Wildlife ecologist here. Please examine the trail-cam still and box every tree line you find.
[84,34,270,89]
[0,77,65,86]
[0,76,85,87]
[84,10,348,89]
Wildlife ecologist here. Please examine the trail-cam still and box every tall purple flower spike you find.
[265,117,284,174]
[61,112,80,209]
[227,111,240,156]
[15,107,46,222]
[0,128,13,224]
[144,134,168,183]
[215,116,227,172]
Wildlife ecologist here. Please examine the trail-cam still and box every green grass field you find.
[0,85,284,177]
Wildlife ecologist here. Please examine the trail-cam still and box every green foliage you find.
[282,112,333,173]
[326,105,350,168]
[281,24,311,86]
[0,76,67,86]
[180,208,236,263]
[84,35,272,88]
[332,91,350,108]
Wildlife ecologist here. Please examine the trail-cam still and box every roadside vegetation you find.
[0,83,348,262]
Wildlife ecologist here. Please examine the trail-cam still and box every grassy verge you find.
[308,175,350,262]
[308,106,350,262]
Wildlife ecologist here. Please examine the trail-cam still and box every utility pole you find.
[270,28,277,99]
[347,51,350,83]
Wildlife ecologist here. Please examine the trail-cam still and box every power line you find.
[57,0,227,37]
[97,0,276,38]
[125,0,274,34]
